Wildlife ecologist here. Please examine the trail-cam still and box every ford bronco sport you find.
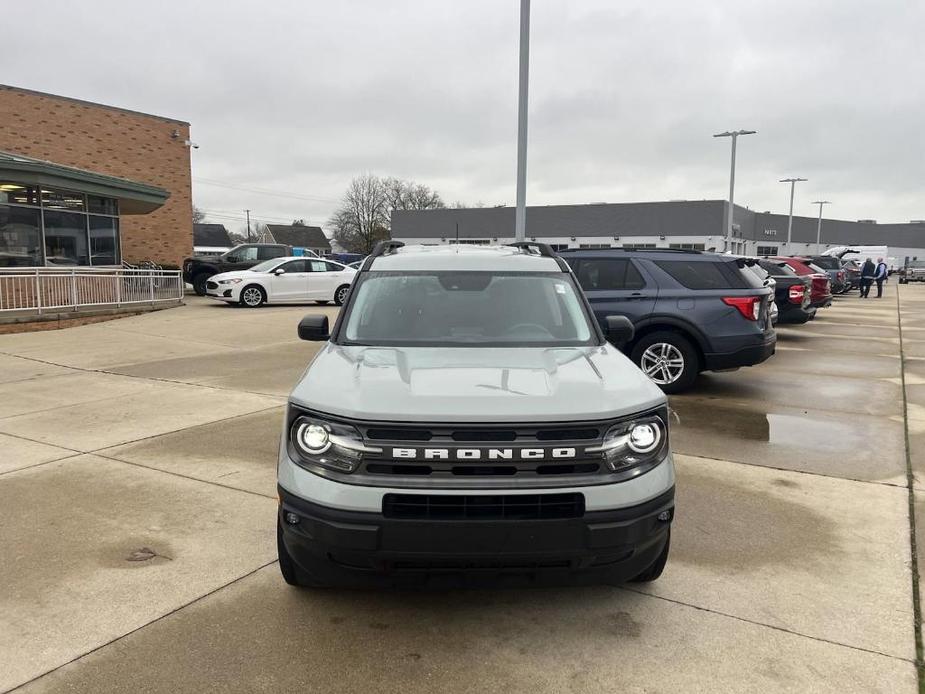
[276,241,675,588]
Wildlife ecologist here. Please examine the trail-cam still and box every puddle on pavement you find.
[670,401,866,452]
[98,539,176,569]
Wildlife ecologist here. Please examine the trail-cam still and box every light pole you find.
[713,129,757,252]
[779,178,807,253]
[813,200,831,254]
[514,0,530,242]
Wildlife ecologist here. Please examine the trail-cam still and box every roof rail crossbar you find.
[360,240,405,271]
[507,241,555,257]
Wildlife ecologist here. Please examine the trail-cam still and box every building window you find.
[756,245,778,256]
[669,243,705,251]
[455,239,490,245]
[0,180,120,266]
[578,243,611,249]
[89,216,120,266]
[622,243,657,249]
[0,205,42,266]
[44,210,89,266]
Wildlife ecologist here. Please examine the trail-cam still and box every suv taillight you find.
[788,285,805,303]
[722,296,760,321]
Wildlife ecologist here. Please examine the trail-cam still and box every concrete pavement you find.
[0,288,921,692]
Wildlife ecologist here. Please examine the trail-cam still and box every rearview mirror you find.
[298,314,330,341]
[604,315,634,345]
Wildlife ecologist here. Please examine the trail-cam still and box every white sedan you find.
[205,257,357,307]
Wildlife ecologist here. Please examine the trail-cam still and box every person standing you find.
[860,258,876,298]
[874,257,889,298]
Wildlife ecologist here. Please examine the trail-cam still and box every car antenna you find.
[455,222,459,253]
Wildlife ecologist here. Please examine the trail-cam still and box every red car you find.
[771,257,832,308]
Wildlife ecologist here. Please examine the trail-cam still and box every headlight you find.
[218,278,242,284]
[586,414,668,472]
[288,414,381,474]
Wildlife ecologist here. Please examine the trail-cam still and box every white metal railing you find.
[0,267,184,314]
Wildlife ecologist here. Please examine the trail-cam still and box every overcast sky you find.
[3,0,923,234]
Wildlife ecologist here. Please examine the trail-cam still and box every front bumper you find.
[278,485,674,586]
[704,333,776,371]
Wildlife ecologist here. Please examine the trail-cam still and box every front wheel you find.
[630,331,700,394]
[334,284,351,306]
[239,284,266,308]
[192,273,210,296]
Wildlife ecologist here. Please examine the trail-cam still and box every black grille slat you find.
[367,428,432,441]
[451,430,517,442]
[382,493,584,520]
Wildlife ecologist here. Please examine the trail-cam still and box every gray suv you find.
[277,242,675,588]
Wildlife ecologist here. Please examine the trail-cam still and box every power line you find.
[193,177,339,203]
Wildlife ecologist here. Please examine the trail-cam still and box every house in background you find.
[193,223,232,256]
[266,224,331,256]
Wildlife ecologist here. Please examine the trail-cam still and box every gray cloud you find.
[1,0,922,233]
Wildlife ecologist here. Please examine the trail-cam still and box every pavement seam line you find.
[0,348,287,400]
[2,560,279,694]
[896,285,925,691]
[619,585,915,665]
[93,451,277,500]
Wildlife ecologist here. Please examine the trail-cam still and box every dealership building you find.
[392,201,925,264]
[0,85,193,268]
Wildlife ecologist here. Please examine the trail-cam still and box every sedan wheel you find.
[240,285,265,308]
[334,285,350,306]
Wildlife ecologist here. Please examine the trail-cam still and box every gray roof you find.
[193,223,232,247]
[392,201,925,249]
[0,150,170,215]
[266,224,331,250]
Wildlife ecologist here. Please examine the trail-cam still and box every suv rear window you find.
[568,258,645,291]
[759,259,797,277]
[654,260,748,290]
[809,257,839,270]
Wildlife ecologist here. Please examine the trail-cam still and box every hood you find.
[289,344,666,423]
[209,269,254,282]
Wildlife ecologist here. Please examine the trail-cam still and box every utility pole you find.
[813,200,831,254]
[780,178,807,253]
[514,0,530,242]
[713,129,757,252]
[245,209,252,242]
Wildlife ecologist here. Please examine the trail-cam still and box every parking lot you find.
[1,283,923,693]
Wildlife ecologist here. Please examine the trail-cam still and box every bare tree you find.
[329,175,446,254]
[192,205,206,224]
[328,174,390,254]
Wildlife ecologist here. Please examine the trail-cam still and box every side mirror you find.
[225,255,239,263]
[273,267,286,275]
[298,314,330,341]
[604,315,634,345]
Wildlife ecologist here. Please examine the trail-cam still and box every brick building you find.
[0,85,193,267]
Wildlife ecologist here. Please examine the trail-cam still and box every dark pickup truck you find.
[183,243,314,295]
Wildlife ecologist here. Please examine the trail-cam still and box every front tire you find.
[334,284,351,306]
[630,331,700,394]
[239,284,266,308]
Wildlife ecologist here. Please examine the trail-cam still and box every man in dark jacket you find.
[860,259,876,298]
[874,257,889,298]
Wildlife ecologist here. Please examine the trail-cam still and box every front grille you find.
[382,493,585,520]
[206,281,218,289]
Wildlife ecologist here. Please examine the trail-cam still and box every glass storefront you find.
[0,182,120,267]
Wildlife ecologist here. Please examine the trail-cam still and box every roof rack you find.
[558,247,703,255]
[359,240,405,272]
[506,241,556,257]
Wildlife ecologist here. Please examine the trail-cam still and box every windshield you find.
[248,259,284,273]
[340,271,596,347]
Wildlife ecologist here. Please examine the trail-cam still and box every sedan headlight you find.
[218,278,242,285]
[289,415,381,473]
[585,413,668,472]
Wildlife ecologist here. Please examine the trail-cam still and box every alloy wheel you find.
[242,287,263,307]
[336,286,349,304]
[640,343,685,385]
